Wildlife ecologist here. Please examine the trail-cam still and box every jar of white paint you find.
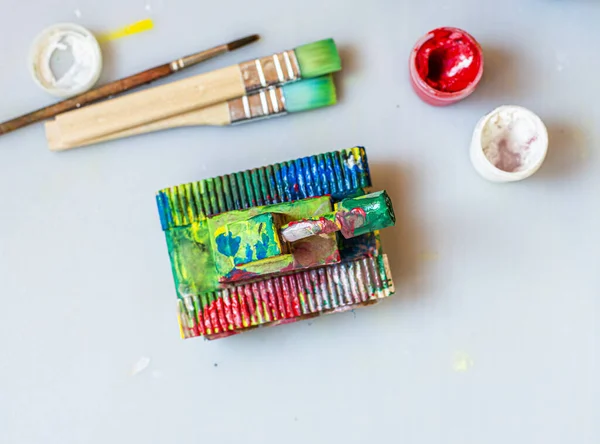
[29,23,102,98]
[470,105,548,182]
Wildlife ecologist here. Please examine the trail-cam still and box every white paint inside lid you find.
[481,107,546,173]
[30,23,102,98]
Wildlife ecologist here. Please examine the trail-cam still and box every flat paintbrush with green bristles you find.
[52,38,342,147]
[46,75,338,151]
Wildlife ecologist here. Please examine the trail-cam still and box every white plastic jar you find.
[29,23,102,98]
[470,105,548,182]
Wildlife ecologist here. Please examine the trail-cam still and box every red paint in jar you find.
[409,27,484,106]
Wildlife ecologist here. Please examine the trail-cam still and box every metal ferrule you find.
[239,50,301,92]
[170,45,228,71]
[228,87,287,124]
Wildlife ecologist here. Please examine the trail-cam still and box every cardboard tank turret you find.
[156,147,397,339]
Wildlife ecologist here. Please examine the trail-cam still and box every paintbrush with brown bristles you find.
[0,34,259,137]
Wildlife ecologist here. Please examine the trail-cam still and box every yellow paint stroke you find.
[98,18,154,43]
[453,351,474,373]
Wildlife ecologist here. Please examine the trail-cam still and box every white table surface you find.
[1,1,598,443]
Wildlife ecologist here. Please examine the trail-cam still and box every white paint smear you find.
[130,356,151,376]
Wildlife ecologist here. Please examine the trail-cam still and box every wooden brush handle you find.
[46,102,231,151]
[55,65,245,145]
[0,64,173,136]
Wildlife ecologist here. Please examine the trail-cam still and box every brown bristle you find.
[226,34,260,51]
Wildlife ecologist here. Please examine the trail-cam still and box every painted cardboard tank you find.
[156,147,396,339]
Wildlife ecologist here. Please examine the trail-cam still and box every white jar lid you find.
[29,23,102,98]
[470,105,548,182]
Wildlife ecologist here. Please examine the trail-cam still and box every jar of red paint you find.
[409,27,484,106]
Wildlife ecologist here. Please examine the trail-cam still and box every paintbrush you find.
[52,39,341,146]
[0,34,260,137]
[46,75,337,151]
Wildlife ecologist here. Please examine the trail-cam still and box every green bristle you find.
[282,75,337,113]
[294,38,342,78]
